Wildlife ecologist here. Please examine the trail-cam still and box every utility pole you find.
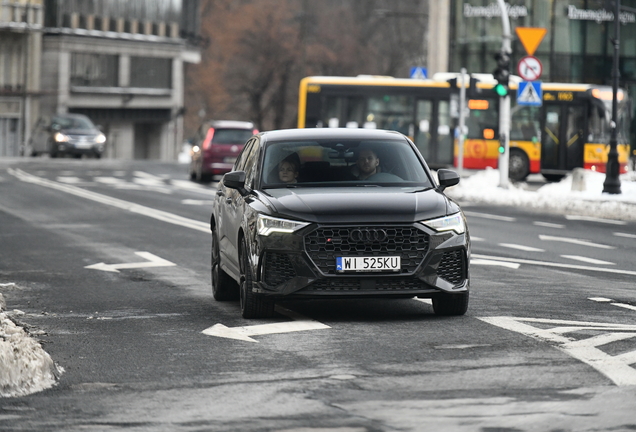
[602,0,622,194]
[495,0,512,188]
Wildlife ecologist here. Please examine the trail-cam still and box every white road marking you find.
[589,297,613,302]
[463,211,516,222]
[470,236,485,242]
[614,232,636,239]
[533,221,565,229]
[85,251,176,273]
[539,234,615,249]
[480,316,636,386]
[471,258,520,269]
[413,298,432,304]
[56,176,83,184]
[499,243,545,252]
[565,215,627,225]
[560,255,615,265]
[472,253,636,276]
[612,303,636,312]
[202,305,330,342]
[9,168,210,232]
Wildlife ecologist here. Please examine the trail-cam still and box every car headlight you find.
[54,132,69,142]
[257,215,309,236]
[95,133,106,144]
[422,212,465,234]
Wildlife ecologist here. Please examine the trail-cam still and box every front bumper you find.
[252,223,469,299]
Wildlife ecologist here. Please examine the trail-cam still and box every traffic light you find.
[493,51,511,97]
[468,76,481,98]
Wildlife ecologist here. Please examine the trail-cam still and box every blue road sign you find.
[410,67,427,79]
[517,81,542,106]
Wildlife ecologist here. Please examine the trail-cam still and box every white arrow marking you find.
[202,305,330,342]
[471,258,520,269]
[84,252,176,273]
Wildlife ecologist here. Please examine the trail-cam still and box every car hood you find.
[261,187,455,223]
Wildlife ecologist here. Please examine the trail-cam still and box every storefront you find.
[450,0,636,155]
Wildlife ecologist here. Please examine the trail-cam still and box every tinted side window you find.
[234,138,256,171]
[243,140,261,189]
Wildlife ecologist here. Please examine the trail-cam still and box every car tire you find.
[432,292,469,316]
[239,240,275,319]
[211,228,238,301]
[508,149,530,181]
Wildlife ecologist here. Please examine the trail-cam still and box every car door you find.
[218,138,258,277]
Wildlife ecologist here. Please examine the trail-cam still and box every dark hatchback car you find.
[190,120,258,182]
[29,113,106,158]
[211,128,470,318]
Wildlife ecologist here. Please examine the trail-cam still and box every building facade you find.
[449,0,636,145]
[0,0,43,157]
[36,0,200,160]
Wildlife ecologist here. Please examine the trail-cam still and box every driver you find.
[352,148,380,180]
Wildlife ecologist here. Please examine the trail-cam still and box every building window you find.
[70,53,118,87]
[130,57,172,89]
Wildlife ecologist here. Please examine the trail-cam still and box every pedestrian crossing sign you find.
[410,66,427,79]
[517,81,542,106]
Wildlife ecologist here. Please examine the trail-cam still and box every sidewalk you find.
[445,168,636,222]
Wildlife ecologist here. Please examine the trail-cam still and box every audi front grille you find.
[304,225,429,275]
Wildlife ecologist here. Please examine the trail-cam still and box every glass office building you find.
[450,0,636,146]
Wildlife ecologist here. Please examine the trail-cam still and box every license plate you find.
[223,157,237,163]
[336,256,401,273]
[75,142,92,148]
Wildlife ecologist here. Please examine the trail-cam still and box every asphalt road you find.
[1,158,636,432]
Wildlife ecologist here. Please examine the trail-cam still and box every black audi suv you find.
[211,128,470,318]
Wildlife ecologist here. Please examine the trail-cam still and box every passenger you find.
[278,156,299,183]
[351,148,380,180]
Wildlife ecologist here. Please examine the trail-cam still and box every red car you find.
[189,120,258,182]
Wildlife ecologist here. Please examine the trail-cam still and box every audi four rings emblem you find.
[349,229,388,242]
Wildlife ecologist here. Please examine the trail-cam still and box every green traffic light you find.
[494,83,508,97]
[498,145,505,154]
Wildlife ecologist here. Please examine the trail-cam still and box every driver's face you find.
[357,150,379,174]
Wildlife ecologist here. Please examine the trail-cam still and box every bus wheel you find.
[508,149,530,181]
[542,174,565,182]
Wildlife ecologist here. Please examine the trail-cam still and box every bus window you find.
[438,100,453,164]
[367,95,413,134]
[465,99,498,139]
[511,106,541,141]
[415,100,433,159]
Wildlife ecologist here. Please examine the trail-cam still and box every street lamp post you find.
[603,0,622,194]
[496,0,511,188]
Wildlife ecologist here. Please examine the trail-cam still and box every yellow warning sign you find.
[515,27,547,56]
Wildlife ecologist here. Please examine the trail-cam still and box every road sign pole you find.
[497,0,511,188]
[603,0,622,194]
[458,68,466,175]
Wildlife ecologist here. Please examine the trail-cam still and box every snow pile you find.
[0,285,62,398]
[446,167,636,221]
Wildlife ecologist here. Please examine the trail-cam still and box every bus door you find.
[414,98,452,167]
[540,103,585,174]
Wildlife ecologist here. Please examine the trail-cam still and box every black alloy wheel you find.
[211,227,238,301]
[432,292,469,316]
[239,240,275,319]
[48,140,58,158]
[508,149,530,181]
[542,173,565,182]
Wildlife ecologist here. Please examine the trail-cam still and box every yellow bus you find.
[297,74,631,181]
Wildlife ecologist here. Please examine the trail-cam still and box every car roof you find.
[259,128,406,142]
[206,120,255,129]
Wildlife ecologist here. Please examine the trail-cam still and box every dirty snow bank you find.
[446,168,636,222]
[0,283,63,397]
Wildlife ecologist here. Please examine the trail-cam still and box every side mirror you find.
[437,169,460,192]
[222,171,248,195]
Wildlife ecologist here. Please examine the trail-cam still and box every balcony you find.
[0,1,44,31]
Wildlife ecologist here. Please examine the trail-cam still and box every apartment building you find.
[37,0,200,160]
[0,0,42,157]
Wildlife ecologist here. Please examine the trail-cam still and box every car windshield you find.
[52,116,95,130]
[261,138,433,188]
[212,129,254,144]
